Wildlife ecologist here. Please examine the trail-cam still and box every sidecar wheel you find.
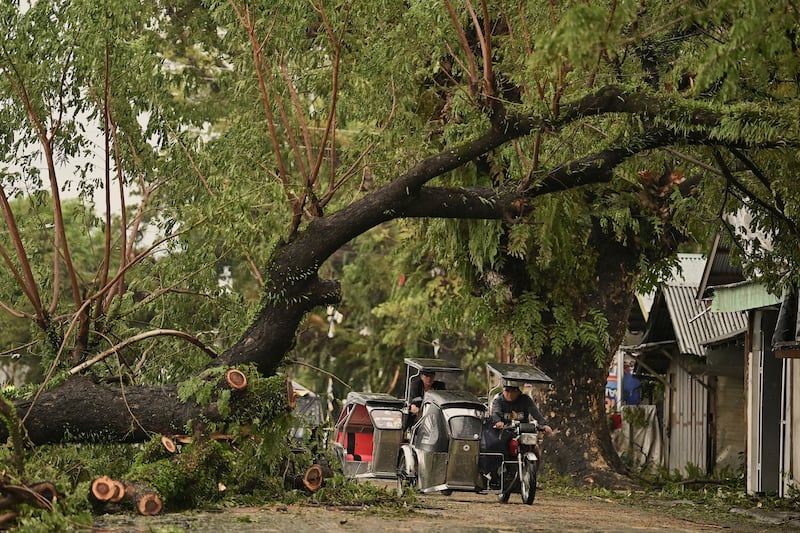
[396,454,416,497]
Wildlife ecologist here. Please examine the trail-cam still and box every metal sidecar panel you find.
[405,389,486,493]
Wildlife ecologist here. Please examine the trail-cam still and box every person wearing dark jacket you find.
[490,382,553,434]
[481,381,553,489]
[406,370,445,428]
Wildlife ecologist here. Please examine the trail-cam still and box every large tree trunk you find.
[9,377,213,444]
[534,172,691,485]
[3,371,289,444]
[536,221,639,487]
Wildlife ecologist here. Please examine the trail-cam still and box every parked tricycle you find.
[331,391,405,479]
[479,362,553,504]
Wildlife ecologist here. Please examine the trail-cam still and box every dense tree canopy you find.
[2,0,800,487]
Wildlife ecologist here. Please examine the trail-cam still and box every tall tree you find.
[3,0,800,487]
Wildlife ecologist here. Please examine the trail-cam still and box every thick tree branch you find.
[219,85,800,375]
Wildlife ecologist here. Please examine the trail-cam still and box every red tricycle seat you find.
[341,430,374,463]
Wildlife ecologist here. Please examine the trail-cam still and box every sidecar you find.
[396,389,486,495]
[332,391,405,479]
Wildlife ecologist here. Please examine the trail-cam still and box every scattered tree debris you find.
[0,475,61,528]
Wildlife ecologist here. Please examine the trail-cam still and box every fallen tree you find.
[3,1,800,492]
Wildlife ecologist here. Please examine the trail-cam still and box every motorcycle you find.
[481,420,543,505]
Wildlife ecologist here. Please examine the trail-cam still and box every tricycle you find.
[396,389,486,496]
[401,357,465,430]
[331,391,405,479]
[479,362,553,504]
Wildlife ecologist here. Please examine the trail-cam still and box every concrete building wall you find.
[714,374,746,472]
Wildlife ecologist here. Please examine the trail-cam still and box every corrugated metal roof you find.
[696,235,745,301]
[670,253,707,287]
[662,285,748,356]
[710,281,781,312]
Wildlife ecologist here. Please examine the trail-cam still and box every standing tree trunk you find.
[535,221,640,487]
[533,173,691,484]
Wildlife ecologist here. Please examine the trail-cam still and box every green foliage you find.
[129,438,234,510]
[177,367,229,405]
[310,474,416,509]
[5,1,800,518]
[5,443,136,530]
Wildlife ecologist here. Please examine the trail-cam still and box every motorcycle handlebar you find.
[498,420,546,433]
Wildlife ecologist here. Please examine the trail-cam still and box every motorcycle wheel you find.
[520,459,537,505]
[396,454,416,497]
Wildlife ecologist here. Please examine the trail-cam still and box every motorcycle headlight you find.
[519,433,538,445]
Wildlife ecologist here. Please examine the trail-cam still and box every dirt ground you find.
[93,482,800,533]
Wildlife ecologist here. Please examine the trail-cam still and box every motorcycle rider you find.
[405,370,446,430]
[481,380,553,489]
[491,381,553,434]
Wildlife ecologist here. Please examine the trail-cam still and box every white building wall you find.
[782,359,798,497]
[745,319,759,494]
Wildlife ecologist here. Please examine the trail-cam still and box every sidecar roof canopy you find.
[343,391,405,408]
[404,357,464,374]
[422,389,486,410]
[488,362,553,385]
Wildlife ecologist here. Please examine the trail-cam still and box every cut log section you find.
[0,480,56,511]
[225,368,247,390]
[161,435,177,453]
[89,476,126,507]
[303,464,324,492]
[287,464,328,493]
[287,378,296,409]
[89,476,115,503]
[109,479,126,503]
[124,482,163,516]
[29,482,59,504]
